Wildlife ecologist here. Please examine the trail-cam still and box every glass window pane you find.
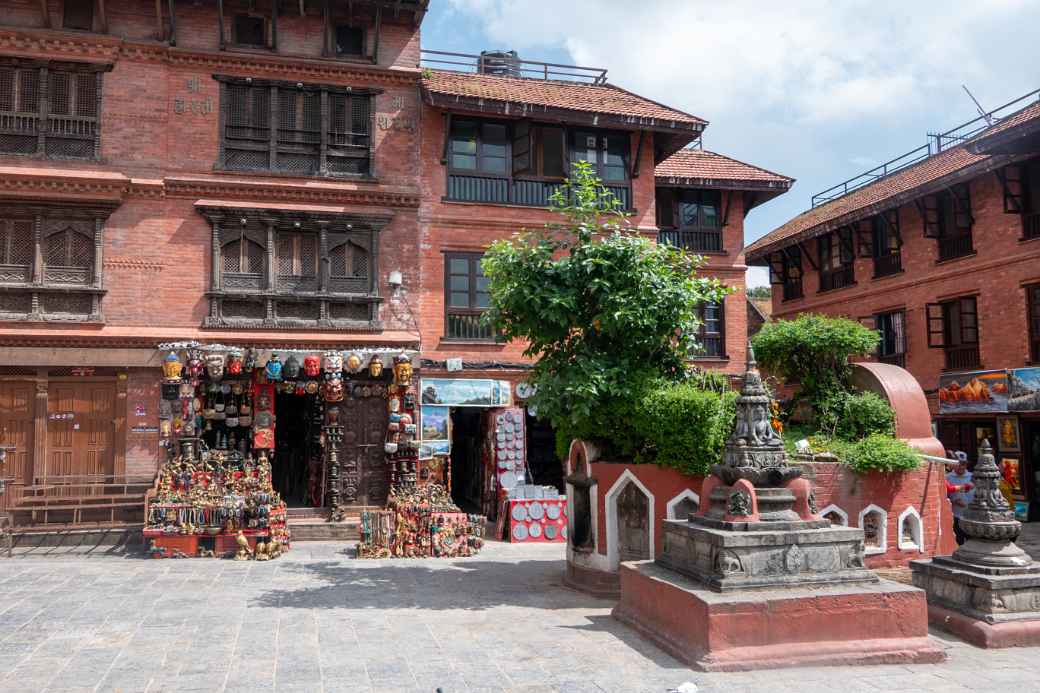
[475,292,490,308]
[603,165,626,182]
[481,156,507,174]
[482,123,507,144]
[449,258,469,274]
[451,153,476,169]
[540,127,565,177]
[450,292,469,307]
[475,276,489,292]
[679,202,698,227]
[572,131,597,165]
[450,275,470,291]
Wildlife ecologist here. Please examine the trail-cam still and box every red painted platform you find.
[613,560,945,671]
[928,602,1040,649]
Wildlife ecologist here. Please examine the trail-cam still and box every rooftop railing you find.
[420,49,609,85]
[811,87,1040,208]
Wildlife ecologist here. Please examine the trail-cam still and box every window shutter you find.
[952,183,973,232]
[656,189,674,228]
[925,303,945,348]
[839,229,856,264]
[512,120,531,175]
[857,220,874,258]
[918,195,941,238]
[0,69,14,112]
[998,165,1025,214]
[768,252,785,284]
[959,297,978,345]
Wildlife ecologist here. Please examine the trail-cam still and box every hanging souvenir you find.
[254,411,273,428]
[227,349,243,376]
[187,349,204,378]
[345,352,363,374]
[161,383,180,401]
[325,406,341,426]
[352,385,363,399]
[399,413,413,426]
[393,353,413,387]
[158,400,172,419]
[305,381,319,395]
[303,354,321,377]
[295,383,306,396]
[368,355,384,378]
[389,397,400,413]
[323,378,344,402]
[256,390,272,411]
[404,392,416,409]
[253,427,274,449]
[205,353,225,381]
[284,355,301,380]
[159,419,171,437]
[161,352,183,381]
[323,351,343,376]
[265,353,283,381]
[183,419,195,436]
[243,348,258,371]
[231,382,244,396]
[179,382,194,399]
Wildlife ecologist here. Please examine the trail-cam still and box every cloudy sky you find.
[422,0,1040,286]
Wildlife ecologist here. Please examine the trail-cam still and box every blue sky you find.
[422,0,1040,287]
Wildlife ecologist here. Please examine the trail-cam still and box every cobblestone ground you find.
[2,540,1040,693]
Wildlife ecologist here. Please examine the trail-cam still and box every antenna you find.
[962,85,993,126]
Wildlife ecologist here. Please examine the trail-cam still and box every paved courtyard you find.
[1,541,1039,693]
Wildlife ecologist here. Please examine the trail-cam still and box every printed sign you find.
[420,405,450,441]
[420,379,511,407]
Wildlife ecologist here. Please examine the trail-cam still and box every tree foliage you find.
[481,162,730,458]
[632,383,737,476]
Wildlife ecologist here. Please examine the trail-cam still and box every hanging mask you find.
[404,392,416,409]
[323,378,344,403]
[160,419,172,438]
[303,354,321,377]
[158,400,172,419]
[231,383,244,396]
[265,353,283,381]
[305,381,320,395]
[368,356,384,378]
[284,355,301,380]
[345,352,363,374]
[399,413,413,426]
[393,353,413,387]
[256,391,272,411]
[325,406,341,426]
[205,353,225,381]
[179,382,195,399]
[227,349,243,376]
[323,351,343,376]
[389,397,400,413]
[187,349,204,378]
[243,348,258,371]
[162,352,183,381]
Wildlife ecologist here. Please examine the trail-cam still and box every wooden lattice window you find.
[45,227,92,269]
[221,233,264,275]
[329,240,368,278]
[0,62,100,159]
[221,79,372,177]
[0,219,33,268]
[276,233,317,278]
[335,25,365,56]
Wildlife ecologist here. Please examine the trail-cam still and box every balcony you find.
[446,173,631,210]
[658,228,723,253]
[1023,212,1040,240]
[873,252,902,278]
[446,311,495,342]
[782,280,803,301]
[938,233,974,262]
[819,265,855,292]
[944,345,980,371]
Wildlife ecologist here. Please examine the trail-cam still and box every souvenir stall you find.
[147,343,419,556]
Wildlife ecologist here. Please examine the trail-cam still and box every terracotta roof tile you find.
[421,70,706,130]
[968,99,1040,152]
[655,149,793,188]
[745,144,994,259]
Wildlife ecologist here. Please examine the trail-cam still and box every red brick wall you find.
[768,165,1040,412]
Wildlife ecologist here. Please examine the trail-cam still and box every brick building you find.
[0,0,791,528]
[746,90,1040,519]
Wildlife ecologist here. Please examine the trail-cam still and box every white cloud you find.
[444,0,1040,244]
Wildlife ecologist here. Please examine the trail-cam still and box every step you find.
[4,525,145,555]
[286,506,328,519]
[288,519,360,542]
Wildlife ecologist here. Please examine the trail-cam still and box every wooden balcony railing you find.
[938,234,974,261]
[819,265,855,292]
[873,252,902,278]
[944,345,980,371]
[782,280,803,301]
[658,228,723,253]
[1023,212,1040,240]
[446,173,631,210]
[446,311,495,341]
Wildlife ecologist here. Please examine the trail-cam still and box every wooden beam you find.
[154,0,164,40]
[167,0,177,46]
[97,0,108,33]
[720,190,732,228]
[271,0,279,50]
[217,0,225,49]
[440,112,451,164]
[796,240,819,270]
[631,130,644,178]
[372,4,382,64]
[39,0,51,29]
[322,0,330,56]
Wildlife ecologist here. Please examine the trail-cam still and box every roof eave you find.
[654,175,793,193]
[968,117,1040,156]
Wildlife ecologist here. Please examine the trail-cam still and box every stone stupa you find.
[612,345,944,670]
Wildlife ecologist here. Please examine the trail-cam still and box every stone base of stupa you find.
[912,556,1040,648]
[614,560,945,671]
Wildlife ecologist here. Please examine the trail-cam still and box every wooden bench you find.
[11,475,151,528]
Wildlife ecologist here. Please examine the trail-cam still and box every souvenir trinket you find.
[205,353,225,381]
[368,355,384,378]
[253,427,274,449]
[160,419,171,437]
[345,352,363,373]
[265,353,283,381]
[323,378,344,402]
[404,392,416,409]
[162,351,183,381]
[303,354,320,377]
[325,406,341,426]
[243,348,257,371]
[180,382,195,399]
[187,349,204,378]
[323,351,343,375]
[393,353,413,386]
[227,349,243,375]
[305,381,319,395]
[158,400,172,419]
[284,355,301,379]
[389,397,400,413]
[161,382,180,401]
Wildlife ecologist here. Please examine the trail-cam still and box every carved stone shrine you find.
[612,345,944,670]
[911,440,1040,647]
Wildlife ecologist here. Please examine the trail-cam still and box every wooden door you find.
[336,390,389,506]
[616,482,650,562]
[0,381,35,483]
[46,382,114,479]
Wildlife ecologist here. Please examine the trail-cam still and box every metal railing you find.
[873,252,902,277]
[658,228,723,253]
[819,265,855,292]
[421,49,609,84]
[944,345,980,371]
[446,312,495,341]
[811,87,1040,207]
[446,173,631,210]
[938,234,974,261]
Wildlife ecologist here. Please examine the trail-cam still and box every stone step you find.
[5,525,144,556]
[289,519,360,542]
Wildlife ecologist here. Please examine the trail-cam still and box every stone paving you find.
[1,540,1040,693]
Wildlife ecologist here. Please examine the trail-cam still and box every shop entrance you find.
[450,409,486,513]
[273,392,322,508]
[525,412,562,492]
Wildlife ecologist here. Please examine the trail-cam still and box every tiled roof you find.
[655,149,793,189]
[421,70,706,131]
[745,143,994,259]
[968,99,1040,153]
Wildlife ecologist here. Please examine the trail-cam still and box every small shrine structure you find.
[612,346,945,670]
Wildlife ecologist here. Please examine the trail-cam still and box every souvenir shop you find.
[144,344,421,558]
[936,367,1040,522]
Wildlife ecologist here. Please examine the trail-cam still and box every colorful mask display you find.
[323,351,343,375]
[187,349,204,378]
[323,378,344,402]
[368,356,384,378]
[303,354,321,377]
[284,355,301,380]
[205,353,225,381]
[162,352,183,381]
[227,349,243,376]
[243,348,258,371]
[393,353,413,386]
[345,352,363,373]
[265,353,283,381]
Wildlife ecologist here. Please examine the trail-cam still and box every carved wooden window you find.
[0,220,33,269]
[329,240,368,279]
[874,310,906,368]
[924,184,974,261]
[0,61,102,159]
[233,14,269,47]
[335,25,365,56]
[219,77,373,177]
[221,232,264,275]
[44,227,92,272]
[1022,158,1040,240]
[277,233,317,279]
[926,296,980,370]
[818,229,855,292]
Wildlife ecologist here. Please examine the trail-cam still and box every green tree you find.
[746,285,772,300]
[481,162,730,457]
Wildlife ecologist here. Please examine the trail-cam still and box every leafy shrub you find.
[816,391,895,441]
[631,382,737,476]
[843,434,921,474]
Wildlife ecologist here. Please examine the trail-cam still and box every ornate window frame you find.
[858,503,888,556]
[0,202,111,323]
[197,205,389,330]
